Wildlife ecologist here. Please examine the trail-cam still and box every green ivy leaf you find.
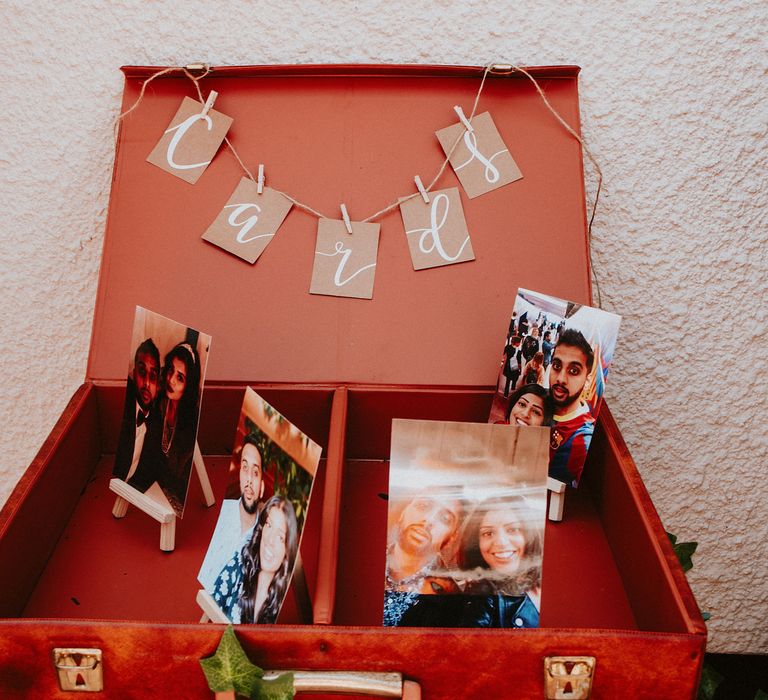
[666,531,698,573]
[754,690,768,700]
[251,671,296,700]
[200,626,263,695]
[697,663,723,700]
[702,611,711,622]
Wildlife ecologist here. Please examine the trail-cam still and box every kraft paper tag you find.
[147,96,234,185]
[201,177,293,263]
[399,187,475,270]
[435,111,522,198]
[310,219,380,299]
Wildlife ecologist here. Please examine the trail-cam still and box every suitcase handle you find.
[214,671,421,698]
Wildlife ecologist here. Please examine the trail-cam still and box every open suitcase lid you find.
[88,64,592,385]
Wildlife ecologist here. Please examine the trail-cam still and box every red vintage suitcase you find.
[0,64,706,699]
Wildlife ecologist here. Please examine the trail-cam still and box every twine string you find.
[115,62,603,305]
[508,64,603,307]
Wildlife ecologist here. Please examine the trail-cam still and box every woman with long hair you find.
[516,350,545,390]
[505,383,554,427]
[238,495,299,624]
[458,496,544,628]
[153,342,201,509]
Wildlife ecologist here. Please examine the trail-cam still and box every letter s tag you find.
[435,111,522,198]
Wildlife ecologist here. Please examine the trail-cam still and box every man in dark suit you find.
[113,338,161,491]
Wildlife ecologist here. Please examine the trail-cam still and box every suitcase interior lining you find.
[5,382,693,635]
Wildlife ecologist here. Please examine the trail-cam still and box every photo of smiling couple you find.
[384,419,549,629]
[197,388,321,624]
[490,288,622,488]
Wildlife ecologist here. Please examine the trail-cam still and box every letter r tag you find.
[310,219,380,299]
[399,187,475,270]
[147,96,233,184]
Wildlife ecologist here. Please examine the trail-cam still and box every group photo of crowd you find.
[384,419,549,629]
[113,307,211,517]
[490,289,622,487]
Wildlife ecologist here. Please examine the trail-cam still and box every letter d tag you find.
[435,111,522,198]
[310,219,380,299]
[202,177,293,263]
[147,96,233,184]
[399,187,475,270]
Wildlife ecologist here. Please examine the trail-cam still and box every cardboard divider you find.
[313,386,348,624]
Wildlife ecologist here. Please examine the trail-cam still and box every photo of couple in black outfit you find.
[113,307,211,517]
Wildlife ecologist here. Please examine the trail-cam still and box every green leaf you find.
[702,611,711,621]
[697,663,723,700]
[667,532,698,573]
[251,671,296,700]
[200,626,264,696]
[754,690,768,700]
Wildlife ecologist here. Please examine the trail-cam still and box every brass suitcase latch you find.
[53,648,103,692]
[544,656,596,699]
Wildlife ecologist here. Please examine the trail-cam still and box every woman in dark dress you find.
[140,342,201,513]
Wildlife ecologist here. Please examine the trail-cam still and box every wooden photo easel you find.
[110,442,215,551]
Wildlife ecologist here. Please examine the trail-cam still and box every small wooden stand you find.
[547,476,567,522]
[197,554,313,624]
[110,441,215,552]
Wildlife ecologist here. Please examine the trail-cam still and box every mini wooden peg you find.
[340,204,353,233]
[453,105,474,132]
[547,476,567,522]
[414,175,430,204]
[257,163,265,194]
[202,90,218,115]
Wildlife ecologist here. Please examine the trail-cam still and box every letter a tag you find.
[147,96,233,184]
[202,177,293,263]
[310,219,380,299]
[435,111,522,198]
[399,187,475,270]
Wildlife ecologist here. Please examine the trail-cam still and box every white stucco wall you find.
[1,0,765,653]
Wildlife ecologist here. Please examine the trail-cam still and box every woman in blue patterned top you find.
[212,495,298,624]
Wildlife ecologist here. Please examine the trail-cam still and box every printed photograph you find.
[113,306,211,517]
[383,418,549,629]
[489,288,622,487]
[198,388,321,624]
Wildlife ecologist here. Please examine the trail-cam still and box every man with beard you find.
[198,435,266,591]
[113,338,160,491]
[383,491,463,626]
[548,328,595,488]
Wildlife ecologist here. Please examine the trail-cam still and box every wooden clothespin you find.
[453,105,473,132]
[340,204,353,234]
[257,164,265,194]
[202,90,218,116]
[414,175,430,204]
